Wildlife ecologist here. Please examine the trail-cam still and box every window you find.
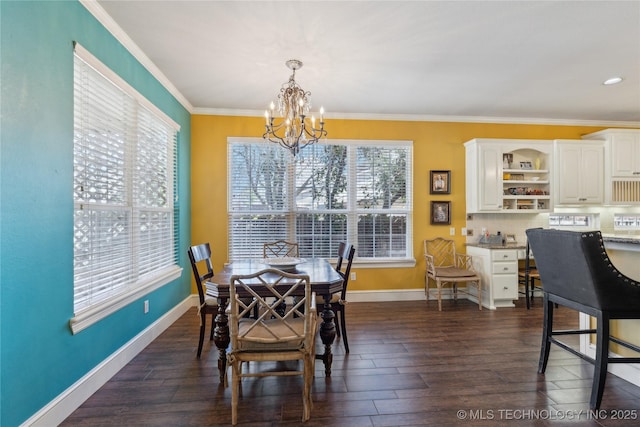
[71,43,181,333]
[228,138,413,264]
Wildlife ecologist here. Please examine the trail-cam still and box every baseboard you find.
[23,296,196,427]
[346,288,426,302]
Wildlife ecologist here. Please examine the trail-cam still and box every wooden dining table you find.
[205,258,344,382]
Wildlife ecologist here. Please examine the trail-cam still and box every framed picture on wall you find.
[430,201,451,225]
[430,170,450,194]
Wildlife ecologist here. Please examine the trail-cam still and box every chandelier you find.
[263,59,327,156]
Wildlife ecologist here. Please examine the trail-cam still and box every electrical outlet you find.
[144,300,149,314]
[350,272,356,281]
[466,214,474,220]
[450,227,455,236]
[461,227,467,236]
[467,229,474,236]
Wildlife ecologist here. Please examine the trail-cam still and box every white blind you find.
[228,139,412,261]
[73,44,179,317]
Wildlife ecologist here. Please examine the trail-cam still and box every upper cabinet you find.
[553,140,604,205]
[465,139,552,213]
[583,129,640,204]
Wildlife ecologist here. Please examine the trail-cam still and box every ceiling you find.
[93,0,640,125]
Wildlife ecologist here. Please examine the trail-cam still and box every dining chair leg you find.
[591,311,609,410]
[197,314,206,358]
[437,281,443,311]
[538,295,553,373]
[339,309,349,353]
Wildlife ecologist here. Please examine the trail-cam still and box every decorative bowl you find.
[259,257,306,271]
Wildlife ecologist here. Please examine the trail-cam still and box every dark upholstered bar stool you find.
[526,228,640,410]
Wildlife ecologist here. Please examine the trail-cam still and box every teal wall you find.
[0,1,192,425]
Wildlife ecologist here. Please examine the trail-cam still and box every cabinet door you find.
[556,144,583,203]
[555,142,603,204]
[478,145,502,210]
[611,133,640,177]
[580,145,604,203]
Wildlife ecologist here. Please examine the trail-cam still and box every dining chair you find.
[424,237,482,311]
[317,242,355,352]
[263,239,300,258]
[517,240,542,309]
[526,228,640,410]
[227,268,317,424]
[187,243,219,359]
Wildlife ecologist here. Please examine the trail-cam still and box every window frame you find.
[70,43,182,334]
[227,137,415,268]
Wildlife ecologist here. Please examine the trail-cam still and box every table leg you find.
[213,297,230,384]
[317,295,336,376]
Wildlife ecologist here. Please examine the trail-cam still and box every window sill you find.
[69,266,182,334]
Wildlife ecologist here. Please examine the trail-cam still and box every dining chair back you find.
[228,268,317,424]
[263,239,299,258]
[526,228,640,410]
[316,242,356,352]
[187,243,219,358]
[424,238,482,311]
[517,240,542,309]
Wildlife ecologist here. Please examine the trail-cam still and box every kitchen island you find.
[583,233,640,388]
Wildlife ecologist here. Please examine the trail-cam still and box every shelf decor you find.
[430,170,450,194]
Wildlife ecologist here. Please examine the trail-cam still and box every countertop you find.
[466,242,527,250]
[601,233,640,245]
[466,233,640,250]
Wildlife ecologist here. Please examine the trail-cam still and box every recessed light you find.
[603,76,623,85]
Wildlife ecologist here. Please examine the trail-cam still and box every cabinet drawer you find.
[492,275,518,299]
[491,250,517,261]
[492,262,518,274]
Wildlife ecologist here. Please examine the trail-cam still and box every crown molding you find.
[193,107,640,128]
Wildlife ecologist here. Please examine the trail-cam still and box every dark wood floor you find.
[61,298,640,426]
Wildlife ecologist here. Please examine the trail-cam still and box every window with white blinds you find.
[71,43,181,333]
[228,138,413,262]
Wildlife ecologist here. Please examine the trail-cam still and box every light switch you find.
[450,227,455,236]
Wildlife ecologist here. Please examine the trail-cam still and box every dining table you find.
[205,258,344,382]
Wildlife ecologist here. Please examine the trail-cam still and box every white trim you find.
[78,0,193,113]
[23,296,196,427]
[199,108,640,128]
[69,266,182,334]
[346,289,425,303]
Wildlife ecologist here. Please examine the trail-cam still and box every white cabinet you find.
[554,140,604,205]
[467,246,519,309]
[465,141,502,211]
[583,129,640,204]
[465,139,552,213]
[584,129,640,177]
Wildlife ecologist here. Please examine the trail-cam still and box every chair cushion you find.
[434,267,477,278]
[237,318,306,351]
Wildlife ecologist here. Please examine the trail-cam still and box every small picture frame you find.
[430,201,451,225]
[520,161,533,170]
[430,170,451,194]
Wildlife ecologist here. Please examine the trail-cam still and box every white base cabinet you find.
[466,246,519,309]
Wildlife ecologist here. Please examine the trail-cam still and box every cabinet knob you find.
[579,198,587,201]
[633,171,640,175]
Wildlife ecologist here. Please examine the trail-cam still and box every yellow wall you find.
[191,115,605,293]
